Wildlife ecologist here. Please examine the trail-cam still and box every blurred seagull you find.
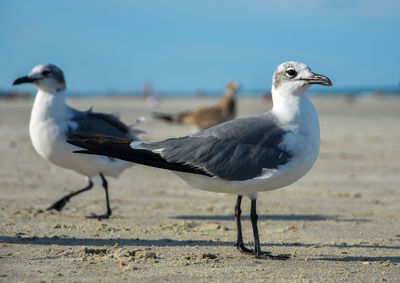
[153,80,240,129]
[13,64,144,219]
[68,62,332,258]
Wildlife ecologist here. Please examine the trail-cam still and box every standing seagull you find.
[68,61,332,258]
[13,64,143,219]
[153,80,240,129]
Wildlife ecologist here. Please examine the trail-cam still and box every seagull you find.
[13,64,144,219]
[67,61,332,258]
[153,80,240,129]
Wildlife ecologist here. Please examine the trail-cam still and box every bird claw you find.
[235,243,290,260]
[255,251,291,260]
[46,198,70,211]
[234,242,254,254]
[86,212,111,220]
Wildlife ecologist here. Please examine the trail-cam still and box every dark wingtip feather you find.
[73,132,106,139]
[73,150,91,154]
[71,132,133,144]
[67,138,85,147]
[67,131,213,178]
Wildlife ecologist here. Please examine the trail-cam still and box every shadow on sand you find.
[0,236,398,250]
[2,213,398,262]
[313,256,400,263]
[170,213,370,222]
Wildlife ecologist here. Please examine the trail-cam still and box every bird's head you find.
[272,61,332,96]
[224,80,241,99]
[227,80,241,92]
[13,64,66,93]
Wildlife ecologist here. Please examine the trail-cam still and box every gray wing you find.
[67,108,139,139]
[139,113,292,181]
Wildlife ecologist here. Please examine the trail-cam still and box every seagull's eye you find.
[42,70,51,76]
[286,69,297,78]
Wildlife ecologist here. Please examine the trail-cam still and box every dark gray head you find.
[13,64,66,92]
[272,61,332,95]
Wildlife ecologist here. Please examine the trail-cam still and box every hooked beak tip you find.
[310,73,333,87]
[12,76,34,86]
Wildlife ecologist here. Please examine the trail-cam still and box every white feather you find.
[29,89,132,179]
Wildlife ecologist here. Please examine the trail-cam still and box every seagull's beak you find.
[304,73,333,87]
[12,76,36,86]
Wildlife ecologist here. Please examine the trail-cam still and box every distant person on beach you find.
[143,81,160,107]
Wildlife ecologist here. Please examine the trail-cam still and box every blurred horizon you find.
[1,0,400,94]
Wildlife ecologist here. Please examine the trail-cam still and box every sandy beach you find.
[0,96,399,282]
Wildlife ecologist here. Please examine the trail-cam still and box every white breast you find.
[29,90,69,162]
[29,90,132,178]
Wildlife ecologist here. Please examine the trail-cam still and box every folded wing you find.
[68,113,292,181]
[68,108,143,140]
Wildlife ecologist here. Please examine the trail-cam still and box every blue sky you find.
[1,0,399,93]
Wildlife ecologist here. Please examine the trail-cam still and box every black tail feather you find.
[67,132,212,177]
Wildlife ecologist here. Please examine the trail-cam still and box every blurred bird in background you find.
[153,80,240,129]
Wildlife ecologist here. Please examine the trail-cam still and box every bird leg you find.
[47,178,94,211]
[250,199,290,260]
[86,173,112,219]
[234,195,253,254]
